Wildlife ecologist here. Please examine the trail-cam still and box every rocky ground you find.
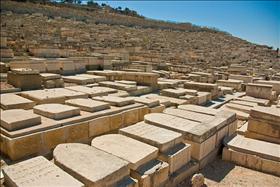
[180,157,280,187]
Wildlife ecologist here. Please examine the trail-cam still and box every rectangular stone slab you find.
[54,143,130,187]
[225,103,253,114]
[247,118,280,140]
[92,96,134,107]
[0,94,35,110]
[99,81,137,91]
[1,109,41,131]
[129,97,160,108]
[3,156,84,187]
[63,75,95,85]
[226,135,280,162]
[161,88,189,98]
[20,88,88,104]
[250,106,280,124]
[144,113,217,143]
[77,74,106,82]
[163,108,215,123]
[116,80,137,86]
[178,105,236,125]
[91,134,158,170]
[235,96,270,106]
[230,100,258,107]
[66,86,117,97]
[119,122,183,152]
[142,94,187,106]
[140,95,171,107]
[40,73,61,80]
[178,104,218,116]
[33,104,80,120]
[65,98,110,112]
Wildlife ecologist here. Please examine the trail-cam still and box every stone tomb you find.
[66,86,117,97]
[246,106,280,144]
[141,94,187,106]
[77,74,106,82]
[223,135,280,176]
[161,88,190,98]
[3,156,84,187]
[33,104,80,120]
[144,106,236,163]
[235,96,270,106]
[0,93,36,110]
[7,68,42,91]
[217,79,243,91]
[93,96,134,107]
[184,82,219,99]
[140,94,171,107]
[54,143,137,187]
[20,88,88,104]
[0,109,41,131]
[116,80,137,86]
[63,75,96,85]
[129,97,160,108]
[246,83,274,100]
[65,98,110,112]
[129,97,164,115]
[0,102,148,160]
[119,122,191,174]
[99,81,137,92]
[91,134,169,187]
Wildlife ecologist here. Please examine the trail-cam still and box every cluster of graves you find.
[0,2,279,186]
[0,58,279,187]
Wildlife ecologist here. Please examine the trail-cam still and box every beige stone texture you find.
[1,132,42,160]
[0,109,41,131]
[159,143,191,174]
[250,106,280,124]
[34,104,80,120]
[166,160,199,187]
[123,108,139,126]
[3,156,84,187]
[235,96,270,106]
[65,86,117,97]
[0,94,36,110]
[54,143,130,187]
[91,134,158,170]
[130,97,160,108]
[88,116,111,137]
[226,135,280,162]
[65,98,110,112]
[99,81,137,91]
[93,96,134,107]
[130,160,169,187]
[148,104,165,113]
[119,122,183,152]
[65,122,89,143]
[246,83,273,100]
[184,134,216,160]
[247,118,279,139]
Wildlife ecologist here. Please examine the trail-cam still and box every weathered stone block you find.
[130,160,169,187]
[91,134,158,170]
[3,156,84,187]
[65,98,110,112]
[54,143,130,186]
[34,104,80,120]
[89,116,110,137]
[0,94,36,110]
[1,109,41,131]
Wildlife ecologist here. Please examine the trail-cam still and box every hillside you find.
[1,0,279,69]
